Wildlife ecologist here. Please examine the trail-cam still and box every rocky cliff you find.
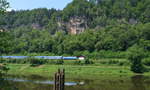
[58,16,87,35]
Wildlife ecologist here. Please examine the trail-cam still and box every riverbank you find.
[6,64,143,79]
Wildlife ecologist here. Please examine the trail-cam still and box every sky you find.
[7,0,73,10]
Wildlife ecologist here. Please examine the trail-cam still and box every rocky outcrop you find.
[68,17,87,34]
[58,16,87,35]
[31,23,42,30]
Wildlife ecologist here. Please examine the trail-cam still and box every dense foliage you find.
[0,0,150,58]
[128,46,147,73]
[0,8,57,29]
[0,0,10,75]
[1,23,149,57]
[0,0,9,13]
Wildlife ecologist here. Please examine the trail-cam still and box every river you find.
[0,75,150,90]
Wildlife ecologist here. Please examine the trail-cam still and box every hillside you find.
[1,0,150,34]
[0,0,150,55]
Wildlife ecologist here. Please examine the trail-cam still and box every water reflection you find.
[5,78,79,86]
[130,75,146,90]
[0,75,150,90]
[0,78,19,90]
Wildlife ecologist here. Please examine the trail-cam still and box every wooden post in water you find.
[54,69,65,90]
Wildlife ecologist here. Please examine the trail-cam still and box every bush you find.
[108,60,119,64]
[0,58,30,64]
[29,58,47,66]
[0,64,9,76]
[143,58,150,66]
[118,61,130,66]
[128,46,147,73]
[84,58,94,64]
[99,61,107,64]
[74,60,81,65]
[0,58,5,63]
[88,51,127,59]
[0,57,65,65]
[56,60,64,65]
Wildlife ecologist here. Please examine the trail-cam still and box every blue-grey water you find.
[0,56,28,59]
[1,75,150,90]
[5,78,79,86]
[0,56,77,60]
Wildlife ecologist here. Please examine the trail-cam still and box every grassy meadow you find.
[7,64,133,79]
[1,55,150,79]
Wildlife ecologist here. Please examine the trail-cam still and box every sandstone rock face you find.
[31,23,42,30]
[68,17,87,34]
[58,16,87,35]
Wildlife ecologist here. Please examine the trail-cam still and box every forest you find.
[0,0,150,58]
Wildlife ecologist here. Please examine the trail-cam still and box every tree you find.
[63,0,90,20]
[0,0,9,13]
[0,32,14,54]
[0,0,9,25]
[0,0,9,76]
[128,46,147,73]
[0,0,12,54]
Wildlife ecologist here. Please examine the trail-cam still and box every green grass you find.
[6,64,136,79]
[1,57,150,79]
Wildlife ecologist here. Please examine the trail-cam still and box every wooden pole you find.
[61,69,65,90]
[54,73,56,90]
[53,69,65,90]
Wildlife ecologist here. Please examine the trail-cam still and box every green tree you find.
[0,32,14,54]
[63,0,90,20]
[0,0,12,54]
[0,0,9,13]
[0,0,9,25]
[128,46,147,73]
[0,0,9,76]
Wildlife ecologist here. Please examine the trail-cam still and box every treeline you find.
[62,0,150,27]
[1,23,150,57]
[1,0,150,32]
[0,8,57,29]
[0,0,150,57]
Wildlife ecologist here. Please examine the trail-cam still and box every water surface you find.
[1,75,150,90]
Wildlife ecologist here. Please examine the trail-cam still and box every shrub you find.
[0,58,5,63]
[47,60,56,64]
[100,61,107,64]
[56,60,64,65]
[0,58,30,64]
[118,62,124,66]
[29,58,46,66]
[108,59,119,64]
[143,58,150,66]
[84,58,94,64]
[88,51,127,59]
[118,61,130,66]
[74,60,81,65]
[128,46,147,73]
[0,64,9,76]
